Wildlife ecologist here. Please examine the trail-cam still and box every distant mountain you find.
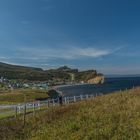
[0,62,104,83]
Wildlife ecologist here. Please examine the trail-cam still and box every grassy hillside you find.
[0,62,102,82]
[0,88,140,140]
[0,89,49,104]
[0,62,48,81]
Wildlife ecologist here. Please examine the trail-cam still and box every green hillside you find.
[0,89,49,104]
[0,62,48,81]
[0,88,140,140]
[0,62,102,82]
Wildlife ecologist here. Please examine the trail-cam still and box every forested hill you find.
[0,62,104,82]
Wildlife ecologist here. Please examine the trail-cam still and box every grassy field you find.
[0,89,49,104]
[0,87,140,140]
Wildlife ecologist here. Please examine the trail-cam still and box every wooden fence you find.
[0,93,103,119]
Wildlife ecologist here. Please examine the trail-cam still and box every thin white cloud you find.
[0,45,125,70]
[75,48,110,57]
[18,46,112,60]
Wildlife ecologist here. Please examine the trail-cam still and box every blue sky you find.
[0,0,140,74]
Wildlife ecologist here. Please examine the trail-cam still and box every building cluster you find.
[23,82,48,90]
[0,76,49,90]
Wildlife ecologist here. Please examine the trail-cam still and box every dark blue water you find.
[59,77,140,97]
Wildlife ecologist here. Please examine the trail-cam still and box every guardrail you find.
[0,93,103,119]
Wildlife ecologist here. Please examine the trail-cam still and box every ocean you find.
[58,77,140,97]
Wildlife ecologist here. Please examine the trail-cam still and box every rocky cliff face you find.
[87,75,105,84]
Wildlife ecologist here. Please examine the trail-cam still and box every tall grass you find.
[0,87,140,140]
[0,89,49,104]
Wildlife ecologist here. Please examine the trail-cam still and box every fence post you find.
[86,95,88,99]
[33,102,35,116]
[23,104,27,128]
[38,101,40,110]
[52,99,55,106]
[67,97,69,104]
[80,95,83,100]
[18,104,21,114]
[73,96,76,102]
[64,97,67,104]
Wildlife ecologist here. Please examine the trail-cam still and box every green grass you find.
[0,105,49,119]
[0,88,140,140]
[0,89,49,104]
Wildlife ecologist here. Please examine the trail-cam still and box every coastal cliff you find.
[75,69,105,84]
[0,62,104,84]
[87,75,105,84]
